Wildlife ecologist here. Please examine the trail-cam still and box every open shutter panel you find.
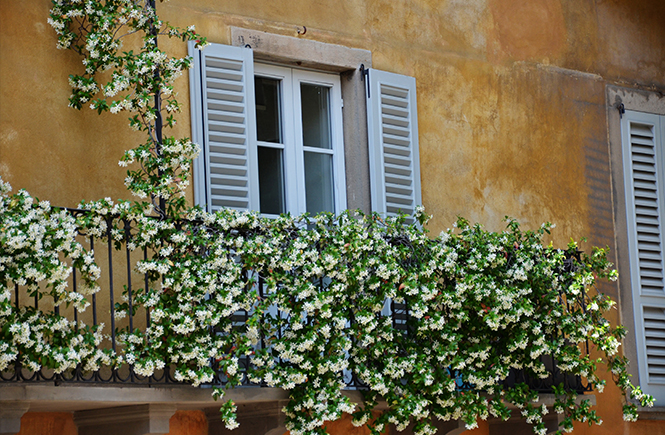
[189,43,258,212]
[622,110,665,403]
[367,69,421,222]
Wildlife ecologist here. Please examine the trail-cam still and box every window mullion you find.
[329,73,346,214]
[292,73,308,215]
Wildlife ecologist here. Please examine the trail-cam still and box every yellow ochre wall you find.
[1,1,664,434]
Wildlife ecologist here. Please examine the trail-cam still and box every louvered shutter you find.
[367,69,422,222]
[189,42,259,212]
[622,110,665,403]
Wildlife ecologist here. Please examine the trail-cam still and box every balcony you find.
[0,208,593,435]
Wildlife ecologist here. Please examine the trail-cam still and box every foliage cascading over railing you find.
[0,1,654,435]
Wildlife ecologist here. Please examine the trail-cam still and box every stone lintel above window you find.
[230,27,371,73]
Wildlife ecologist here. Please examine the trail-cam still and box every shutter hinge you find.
[360,64,370,98]
[618,103,625,119]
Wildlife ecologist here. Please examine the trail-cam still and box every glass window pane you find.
[255,77,282,143]
[258,146,285,214]
[304,151,334,214]
[300,84,331,149]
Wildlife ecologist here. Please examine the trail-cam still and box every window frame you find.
[253,63,347,216]
[188,33,422,222]
[253,64,296,216]
[228,27,373,213]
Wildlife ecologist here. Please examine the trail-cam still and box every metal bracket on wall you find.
[360,64,370,98]
[618,102,625,119]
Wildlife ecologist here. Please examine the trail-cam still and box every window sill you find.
[636,405,665,420]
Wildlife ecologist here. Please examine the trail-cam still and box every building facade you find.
[1,0,665,434]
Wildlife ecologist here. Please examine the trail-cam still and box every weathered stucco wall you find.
[1,0,664,434]
[2,0,663,234]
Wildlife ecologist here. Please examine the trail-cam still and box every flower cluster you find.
[0,179,111,374]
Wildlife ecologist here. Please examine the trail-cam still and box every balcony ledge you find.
[0,382,596,412]
[0,383,290,412]
[0,384,597,435]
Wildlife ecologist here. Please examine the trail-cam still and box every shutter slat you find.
[639,261,664,272]
[385,184,414,197]
[384,154,413,167]
[644,308,665,320]
[211,197,249,208]
[381,112,410,128]
[633,143,656,155]
[209,162,248,174]
[209,174,249,187]
[208,120,246,135]
[384,144,412,158]
[638,233,662,244]
[384,162,413,177]
[641,282,665,291]
[383,135,411,148]
[207,99,245,114]
[636,215,660,226]
[385,172,414,185]
[640,270,665,280]
[632,154,656,164]
[207,110,245,124]
[633,163,657,173]
[210,185,249,196]
[631,136,655,146]
[648,366,665,375]
[647,348,665,357]
[638,251,664,261]
[205,76,244,91]
[383,125,411,138]
[635,189,658,200]
[645,327,665,338]
[381,95,409,109]
[387,205,415,215]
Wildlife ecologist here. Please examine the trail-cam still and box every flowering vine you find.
[48,0,206,217]
[0,180,111,375]
[0,2,656,435]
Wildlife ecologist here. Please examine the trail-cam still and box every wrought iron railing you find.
[1,208,591,394]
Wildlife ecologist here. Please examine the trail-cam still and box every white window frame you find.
[254,63,346,216]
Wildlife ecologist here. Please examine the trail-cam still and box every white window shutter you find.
[622,110,665,403]
[366,69,422,222]
[189,42,259,212]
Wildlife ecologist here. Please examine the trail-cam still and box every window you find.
[188,39,421,221]
[620,108,665,405]
[253,64,345,216]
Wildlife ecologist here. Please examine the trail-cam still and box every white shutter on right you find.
[367,69,422,222]
[189,42,258,212]
[622,110,665,403]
